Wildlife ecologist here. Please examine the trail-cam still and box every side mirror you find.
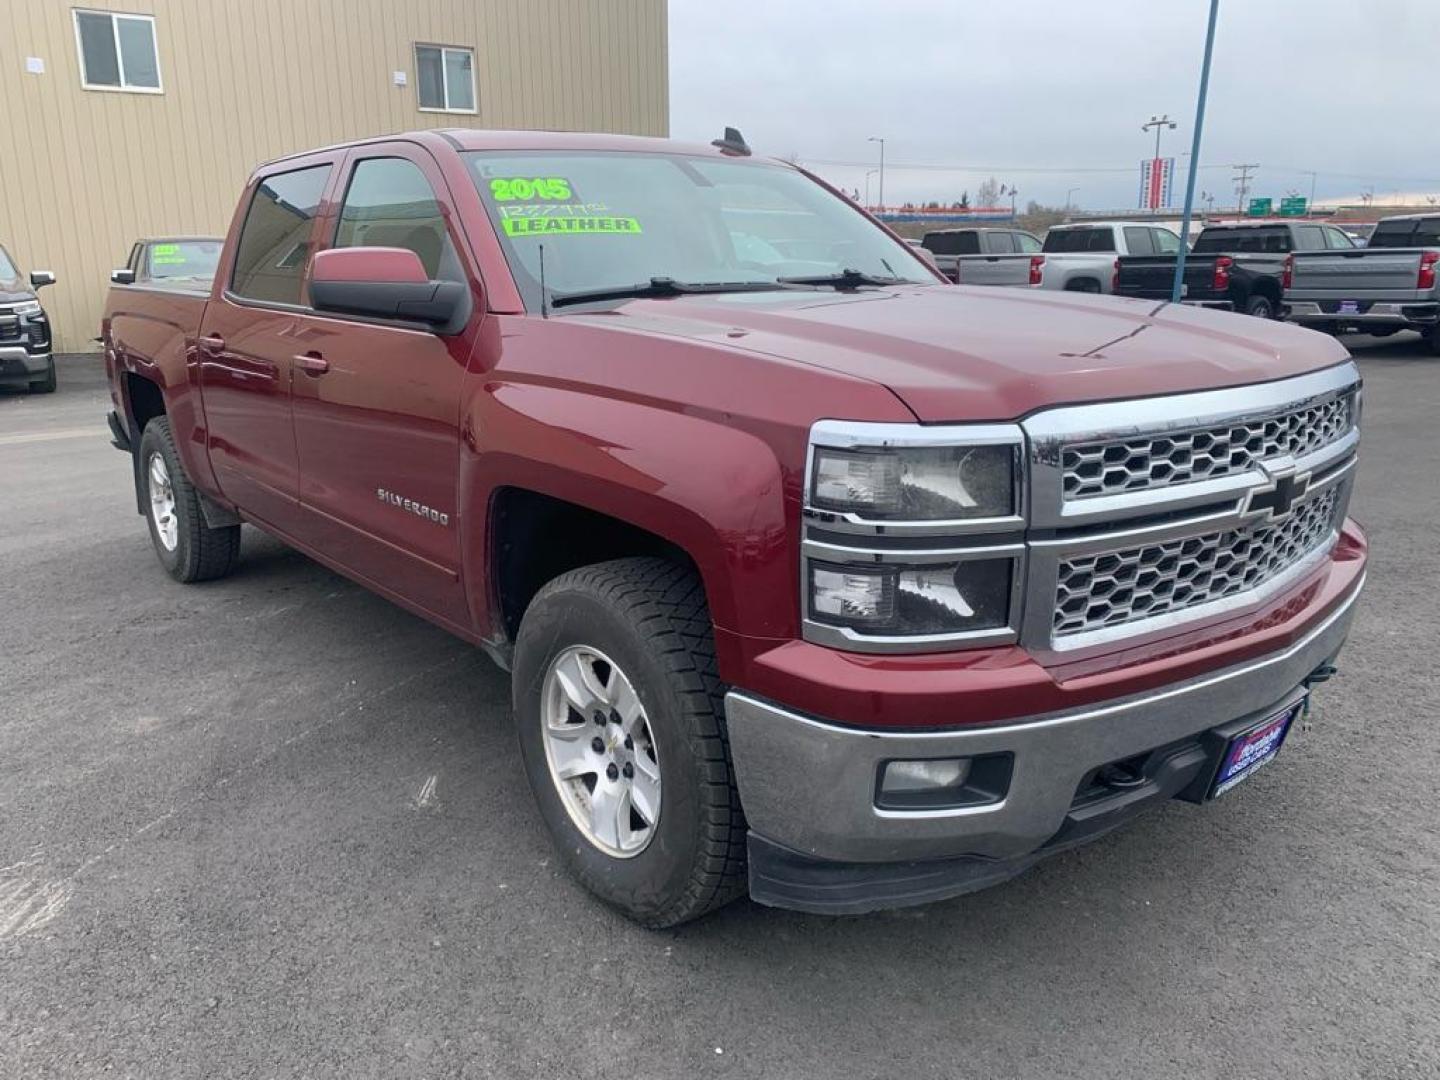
[30,270,55,289]
[111,268,136,285]
[309,247,467,328]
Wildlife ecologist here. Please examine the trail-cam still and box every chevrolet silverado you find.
[101,129,1368,926]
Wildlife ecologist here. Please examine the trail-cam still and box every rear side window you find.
[1366,220,1416,248]
[1294,225,1327,251]
[982,232,1017,254]
[229,165,331,305]
[1043,228,1114,253]
[1016,232,1042,253]
[333,157,462,281]
[923,231,979,256]
[1324,227,1355,249]
[1152,229,1181,254]
[1412,218,1440,247]
[1123,227,1155,256]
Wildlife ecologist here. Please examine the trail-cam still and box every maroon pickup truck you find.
[102,129,1367,926]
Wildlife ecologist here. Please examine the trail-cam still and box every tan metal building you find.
[0,0,669,351]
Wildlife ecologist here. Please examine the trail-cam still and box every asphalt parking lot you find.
[2,339,1437,1079]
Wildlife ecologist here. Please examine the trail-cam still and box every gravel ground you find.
[1,339,1436,1079]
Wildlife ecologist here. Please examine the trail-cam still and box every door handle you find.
[198,333,225,354]
[294,352,329,376]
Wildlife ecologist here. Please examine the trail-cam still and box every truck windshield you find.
[148,240,223,281]
[0,246,17,284]
[463,151,930,307]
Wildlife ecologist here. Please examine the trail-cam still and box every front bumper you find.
[0,345,52,382]
[725,571,1362,912]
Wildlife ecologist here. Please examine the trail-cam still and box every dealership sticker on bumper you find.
[1211,702,1302,798]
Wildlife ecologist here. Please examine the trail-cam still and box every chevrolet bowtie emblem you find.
[1240,467,1311,526]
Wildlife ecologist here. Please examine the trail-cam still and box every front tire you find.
[137,417,241,583]
[28,359,56,394]
[512,557,747,927]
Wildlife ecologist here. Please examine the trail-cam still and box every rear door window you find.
[982,232,1017,254]
[1411,218,1440,247]
[1367,219,1416,248]
[333,157,463,282]
[1152,229,1181,254]
[1043,228,1115,253]
[1294,225,1327,251]
[1123,227,1155,256]
[230,164,332,305]
[1016,232,1042,253]
[1324,227,1355,249]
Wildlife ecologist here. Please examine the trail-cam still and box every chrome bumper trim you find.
[725,575,1362,864]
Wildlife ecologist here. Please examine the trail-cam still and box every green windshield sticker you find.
[502,216,642,236]
[490,176,576,203]
[151,256,186,265]
[152,243,180,257]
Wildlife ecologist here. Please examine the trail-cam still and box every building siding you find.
[0,0,668,351]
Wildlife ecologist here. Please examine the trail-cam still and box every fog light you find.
[881,758,971,794]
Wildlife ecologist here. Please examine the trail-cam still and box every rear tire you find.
[1066,279,1102,294]
[1427,327,1440,356]
[1244,293,1277,319]
[512,557,747,928]
[28,359,56,394]
[137,417,241,583]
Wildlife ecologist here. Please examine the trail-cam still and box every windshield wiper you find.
[550,276,788,309]
[776,267,909,290]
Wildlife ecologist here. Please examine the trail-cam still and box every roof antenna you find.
[538,242,549,319]
[711,126,752,157]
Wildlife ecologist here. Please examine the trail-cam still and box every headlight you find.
[802,421,1026,651]
[810,443,1015,520]
[10,301,42,317]
[807,556,1015,637]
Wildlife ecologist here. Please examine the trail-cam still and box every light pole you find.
[1065,187,1080,210]
[1171,0,1220,304]
[864,169,878,209]
[1142,114,1177,161]
[868,136,885,211]
[999,184,1018,218]
[1303,170,1317,212]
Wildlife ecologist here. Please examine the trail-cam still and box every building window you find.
[415,45,475,113]
[73,9,161,93]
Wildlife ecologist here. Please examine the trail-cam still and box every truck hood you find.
[0,286,37,305]
[570,285,1349,422]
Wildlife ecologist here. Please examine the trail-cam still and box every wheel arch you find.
[465,392,796,660]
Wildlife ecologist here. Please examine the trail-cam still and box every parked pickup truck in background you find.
[920,226,1042,285]
[1115,220,1353,318]
[1284,212,1440,351]
[102,128,1368,926]
[112,237,225,291]
[1034,221,1183,293]
[0,242,57,393]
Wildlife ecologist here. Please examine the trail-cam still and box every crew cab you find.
[0,243,57,393]
[919,227,1042,285]
[102,130,1367,926]
[112,237,224,291]
[1116,220,1352,318]
[1284,212,1440,349]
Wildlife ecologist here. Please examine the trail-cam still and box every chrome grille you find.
[1061,392,1353,500]
[1053,488,1341,638]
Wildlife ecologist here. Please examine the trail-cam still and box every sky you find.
[669,0,1440,212]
